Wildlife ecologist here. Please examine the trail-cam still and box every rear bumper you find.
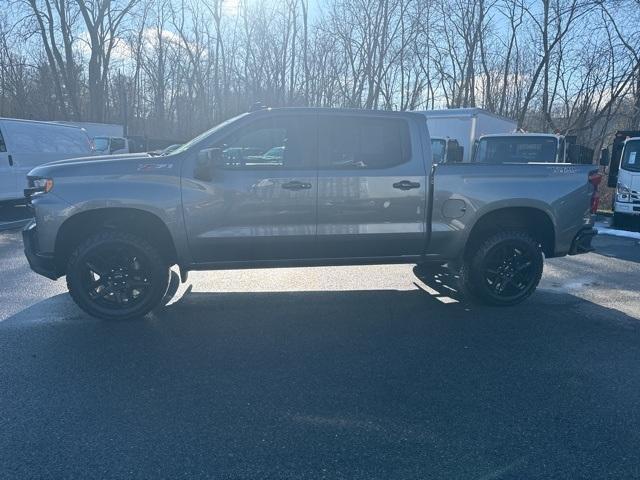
[22,221,59,280]
[569,227,597,255]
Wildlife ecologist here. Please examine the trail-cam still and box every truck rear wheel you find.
[459,230,543,306]
[66,231,170,321]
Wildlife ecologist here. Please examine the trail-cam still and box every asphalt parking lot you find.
[1,222,640,479]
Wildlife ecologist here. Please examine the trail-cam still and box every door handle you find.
[282,181,312,190]
[393,180,420,190]
[8,154,13,166]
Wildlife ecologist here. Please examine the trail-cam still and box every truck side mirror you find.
[194,148,222,181]
[599,148,610,167]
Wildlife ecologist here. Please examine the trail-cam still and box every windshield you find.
[431,139,446,163]
[621,139,640,172]
[475,136,558,163]
[94,137,109,152]
[171,113,249,155]
[1,121,94,154]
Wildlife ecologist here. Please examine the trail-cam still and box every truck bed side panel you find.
[427,163,595,260]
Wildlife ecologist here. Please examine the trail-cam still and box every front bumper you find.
[569,227,597,255]
[614,201,640,215]
[22,221,59,280]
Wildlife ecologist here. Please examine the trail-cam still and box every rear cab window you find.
[318,115,412,169]
[475,136,558,163]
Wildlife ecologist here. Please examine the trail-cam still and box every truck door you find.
[182,113,318,263]
[315,113,427,258]
[0,125,18,202]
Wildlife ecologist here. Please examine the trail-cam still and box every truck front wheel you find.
[66,231,170,320]
[459,231,543,306]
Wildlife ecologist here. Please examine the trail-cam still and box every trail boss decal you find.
[549,166,578,174]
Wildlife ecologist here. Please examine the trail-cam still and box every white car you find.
[0,118,95,203]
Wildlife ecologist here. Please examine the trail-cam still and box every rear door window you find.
[318,116,411,169]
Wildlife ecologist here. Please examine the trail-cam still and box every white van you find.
[0,118,94,203]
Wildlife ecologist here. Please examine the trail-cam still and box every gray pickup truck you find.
[22,108,599,320]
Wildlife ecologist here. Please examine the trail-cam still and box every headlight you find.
[24,177,54,198]
[616,182,630,202]
[32,178,54,192]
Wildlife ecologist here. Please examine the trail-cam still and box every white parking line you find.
[595,222,640,240]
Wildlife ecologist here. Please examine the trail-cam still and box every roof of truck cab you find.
[0,117,86,130]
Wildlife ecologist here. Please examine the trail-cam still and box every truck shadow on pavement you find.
[411,264,468,305]
[2,284,640,479]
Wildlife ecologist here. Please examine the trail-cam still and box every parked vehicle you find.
[94,136,130,154]
[55,121,131,155]
[418,108,517,163]
[430,137,464,164]
[474,133,594,164]
[474,134,563,163]
[600,132,640,228]
[0,118,94,204]
[23,108,599,320]
[127,136,187,154]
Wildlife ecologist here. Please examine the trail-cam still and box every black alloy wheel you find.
[481,240,538,302]
[460,231,544,306]
[66,231,170,320]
